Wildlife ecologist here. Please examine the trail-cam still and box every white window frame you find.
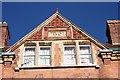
[79,45,93,65]
[63,45,77,65]
[39,46,51,66]
[22,46,36,67]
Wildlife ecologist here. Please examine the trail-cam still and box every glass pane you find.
[39,56,50,66]
[64,46,76,65]
[64,46,75,54]
[25,48,35,55]
[79,46,91,54]
[39,47,51,66]
[23,56,35,67]
[64,55,76,65]
[40,47,50,55]
[80,55,92,64]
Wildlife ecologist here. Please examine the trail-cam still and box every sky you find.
[2,2,118,46]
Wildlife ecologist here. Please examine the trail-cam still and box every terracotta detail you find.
[47,17,68,26]
[29,29,42,40]
[73,28,87,39]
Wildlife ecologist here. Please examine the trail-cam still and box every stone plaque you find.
[48,31,66,37]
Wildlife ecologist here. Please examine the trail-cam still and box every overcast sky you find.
[2,2,118,46]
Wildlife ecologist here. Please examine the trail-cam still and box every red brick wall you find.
[2,66,99,78]
[2,19,120,79]
[29,29,42,40]
[2,41,119,79]
[47,17,68,27]
[0,26,10,47]
[99,60,119,78]
[28,27,87,40]
[2,59,119,79]
[73,28,87,39]
[28,24,87,41]
[107,21,120,45]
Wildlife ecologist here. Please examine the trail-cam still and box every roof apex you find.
[56,8,59,13]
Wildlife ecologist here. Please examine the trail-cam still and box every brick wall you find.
[99,60,119,78]
[2,58,119,79]
[2,65,100,78]
[0,22,10,47]
[2,40,119,79]
[28,26,87,41]
[47,16,68,27]
[1,19,120,79]
[106,20,120,45]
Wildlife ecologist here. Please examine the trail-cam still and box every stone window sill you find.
[15,64,99,71]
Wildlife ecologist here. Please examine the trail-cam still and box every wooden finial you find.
[56,8,59,13]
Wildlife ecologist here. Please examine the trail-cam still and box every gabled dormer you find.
[3,9,109,69]
[7,9,107,52]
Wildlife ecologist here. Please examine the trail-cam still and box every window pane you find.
[79,45,93,64]
[40,47,50,55]
[23,47,35,67]
[23,56,35,67]
[25,48,35,55]
[80,55,92,64]
[65,47,75,54]
[64,46,76,65]
[64,55,76,65]
[39,46,51,66]
[39,56,50,66]
[79,46,90,54]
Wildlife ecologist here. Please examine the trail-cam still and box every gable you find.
[7,10,107,52]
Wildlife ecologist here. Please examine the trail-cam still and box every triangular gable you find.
[7,10,108,52]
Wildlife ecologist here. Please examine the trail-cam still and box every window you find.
[79,45,93,64]
[39,46,51,66]
[23,46,35,67]
[64,45,76,65]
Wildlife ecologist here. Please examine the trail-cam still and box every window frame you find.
[22,46,36,67]
[79,45,93,65]
[63,45,77,65]
[39,46,52,66]
[20,42,96,68]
